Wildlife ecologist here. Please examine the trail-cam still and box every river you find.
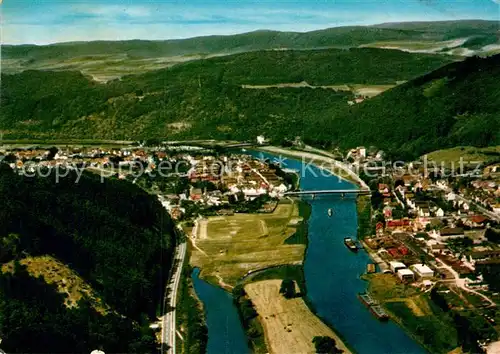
[192,150,425,354]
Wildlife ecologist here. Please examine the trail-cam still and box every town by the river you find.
[192,150,425,354]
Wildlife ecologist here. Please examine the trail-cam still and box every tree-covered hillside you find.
[0,48,451,142]
[1,49,499,159]
[318,54,500,159]
[0,165,176,353]
[3,20,497,81]
[4,20,498,61]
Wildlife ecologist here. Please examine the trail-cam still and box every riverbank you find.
[257,146,370,190]
[175,250,208,354]
[362,273,461,354]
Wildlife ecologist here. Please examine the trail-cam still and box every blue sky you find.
[2,0,499,44]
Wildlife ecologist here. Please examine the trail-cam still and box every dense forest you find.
[0,164,176,353]
[1,50,499,159]
[318,54,500,159]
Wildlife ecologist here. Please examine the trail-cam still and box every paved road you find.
[161,237,187,354]
[436,258,496,307]
[454,194,500,222]
[434,185,500,222]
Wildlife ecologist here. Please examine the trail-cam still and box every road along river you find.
[192,150,425,354]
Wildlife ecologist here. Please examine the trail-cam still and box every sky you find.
[1,0,499,44]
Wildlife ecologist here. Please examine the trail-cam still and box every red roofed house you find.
[386,219,410,228]
[470,215,487,225]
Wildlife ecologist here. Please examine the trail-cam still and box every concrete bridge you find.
[285,189,371,196]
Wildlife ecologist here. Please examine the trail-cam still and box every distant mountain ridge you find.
[4,20,499,57]
[2,20,499,82]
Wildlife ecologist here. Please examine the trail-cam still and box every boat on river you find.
[370,305,389,321]
[328,208,333,216]
[358,292,376,307]
[358,292,389,321]
[344,237,358,252]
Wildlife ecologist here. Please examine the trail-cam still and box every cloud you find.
[73,4,153,18]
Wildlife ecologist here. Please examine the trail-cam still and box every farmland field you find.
[245,280,351,354]
[190,201,306,286]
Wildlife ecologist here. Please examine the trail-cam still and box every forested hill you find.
[4,20,499,60]
[1,49,499,159]
[2,20,498,81]
[0,47,452,142]
[317,54,500,159]
[0,165,176,353]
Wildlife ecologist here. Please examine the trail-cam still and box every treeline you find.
[430,288,496,353]
[233,285,267,353]
[0,164,176,352]
[176,265,208,354]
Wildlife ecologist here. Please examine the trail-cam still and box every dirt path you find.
[436,258,496,307]
[245,280,351,354]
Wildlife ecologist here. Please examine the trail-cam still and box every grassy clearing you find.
[361,39,465,51]
[245,280,351,354]
[365,273,419,301]
[1,255,108,313]
[241,82,395,97]
[190,201,305,286]
[424,146,500,168]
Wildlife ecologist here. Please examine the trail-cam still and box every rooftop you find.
[412,263,433,274]
[397,268,414,276]
[389,261,406,268]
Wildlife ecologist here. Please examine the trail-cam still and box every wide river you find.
[192,151,426,354]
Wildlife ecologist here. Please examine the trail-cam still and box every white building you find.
[397,268,415,282]
[358,146,367,158]
[256,135,266,145]
[411,264,434,279]
[389,261,406,273]
[436,208,445,217]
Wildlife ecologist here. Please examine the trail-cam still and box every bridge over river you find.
[285,189,371,196]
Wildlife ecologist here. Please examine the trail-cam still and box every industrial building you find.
[411,264,434,279]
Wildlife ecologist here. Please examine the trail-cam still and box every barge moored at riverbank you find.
[358,292,376,306]
[358,292,389,321]
[370,305,389,321]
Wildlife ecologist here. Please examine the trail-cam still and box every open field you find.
[424,146,500,168]
[242,82,396,97]
[360,38,469,53]
[1,255,108,313]
[245,280,351,354]
[190,201,305,286]
[365,273,419,301]
[1,54,210,82]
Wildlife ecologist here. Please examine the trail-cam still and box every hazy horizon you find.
[2,0,500,45]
